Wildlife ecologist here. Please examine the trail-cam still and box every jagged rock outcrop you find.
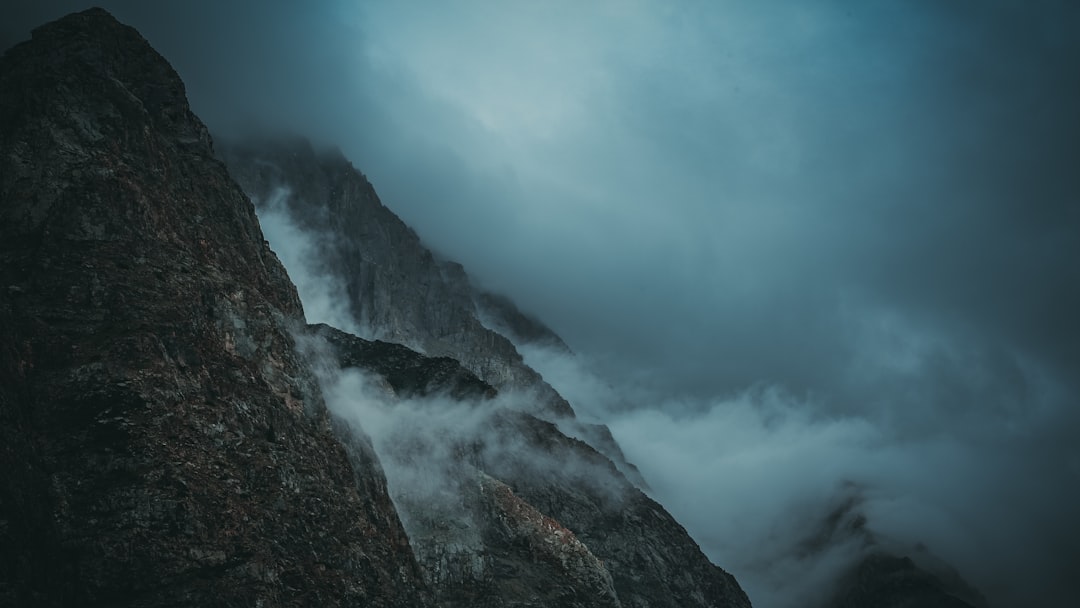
[795,487,983,608]
[218,138,576,418]
[311,323,496,401]
[312,324,751,608]
[827,553,982,608]
[220,137,653,490]
[0,7,991,608]
[473,290,571,354]
[0,9,430,607]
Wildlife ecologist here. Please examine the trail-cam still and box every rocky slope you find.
[218,124,984,608]
[0,9,430,607]
[794,490,983,608]
[218,138,575,419]
[218,138,647,484]
[0,7,986,608]
[308,324,750,608]
[220,139,752,607]
[473,290,571,354]
[827,553,982,608]
[0,8,750,608]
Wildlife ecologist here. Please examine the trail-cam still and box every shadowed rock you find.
[311,325,751,608]
[0,9,431,607]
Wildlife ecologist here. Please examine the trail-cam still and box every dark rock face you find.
[302,324,622,607]
[303,312,751,608]
[484,416,749,608]
[218,138,576,419]
[0,9,430,607]
[791,487,983,608]
[828,554,981,608]
[311,322,496,401]
[473,290,571,354]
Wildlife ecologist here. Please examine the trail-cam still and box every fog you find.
[256,187,367,338]
[4,2,1078,606]
[521,341,1075,607]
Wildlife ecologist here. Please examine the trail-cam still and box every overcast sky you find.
[4,2,1078,607]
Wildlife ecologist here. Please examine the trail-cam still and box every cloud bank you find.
[522,343,1077,608]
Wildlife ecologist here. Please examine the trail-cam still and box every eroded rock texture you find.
[218,138,576,419]
[220,137,651,486]
[0,9,430,607]
[309,324,751,608]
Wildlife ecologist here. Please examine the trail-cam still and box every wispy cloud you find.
[254,187,366,338]
[522,339,1078,608]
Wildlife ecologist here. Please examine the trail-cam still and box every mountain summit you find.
[217,137,750,607]
[0,8,985,608]
[0,9,748,607]
[0,8,427,606]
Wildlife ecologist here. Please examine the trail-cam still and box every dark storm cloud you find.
[8,1,1071,400]
[4,2,1077,606]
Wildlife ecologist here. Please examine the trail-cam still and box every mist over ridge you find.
[234,136,1076,607]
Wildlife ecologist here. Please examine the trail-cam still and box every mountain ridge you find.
[0,7,988,608]
[0,8,430,606]
[220,136,753,608]
[0,8,751,607]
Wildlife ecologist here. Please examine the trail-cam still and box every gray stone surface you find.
[313,324,751,608]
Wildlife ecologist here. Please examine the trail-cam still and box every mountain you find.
[218,138,749,608]
[793,489,985,608]
[0,8,747,608]
[0,8,986,608]
[0,8,429,607]
[217,137,650,488]
[217,137,575,416]
[828,553,984,608]
[219,133,980,608]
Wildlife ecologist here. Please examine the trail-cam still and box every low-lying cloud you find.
[255,187,366,338]
[295,332,634,569]
[521,340,1078,608]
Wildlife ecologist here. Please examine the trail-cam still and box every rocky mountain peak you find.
[0,7,987,608]
[218,137,579,418]
[4,7,210,152]
[0,9,429,606]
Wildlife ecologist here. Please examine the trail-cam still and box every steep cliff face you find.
[311,324,750,608]
[786,490,982,608]
[308,325,619,608]
[212,130,751,605]
[218,139,575,419]
[0,9,429,607]
[216,128,988,608]
[826,553,981,608]
[219,138,658,483]
[472,290,571,354]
